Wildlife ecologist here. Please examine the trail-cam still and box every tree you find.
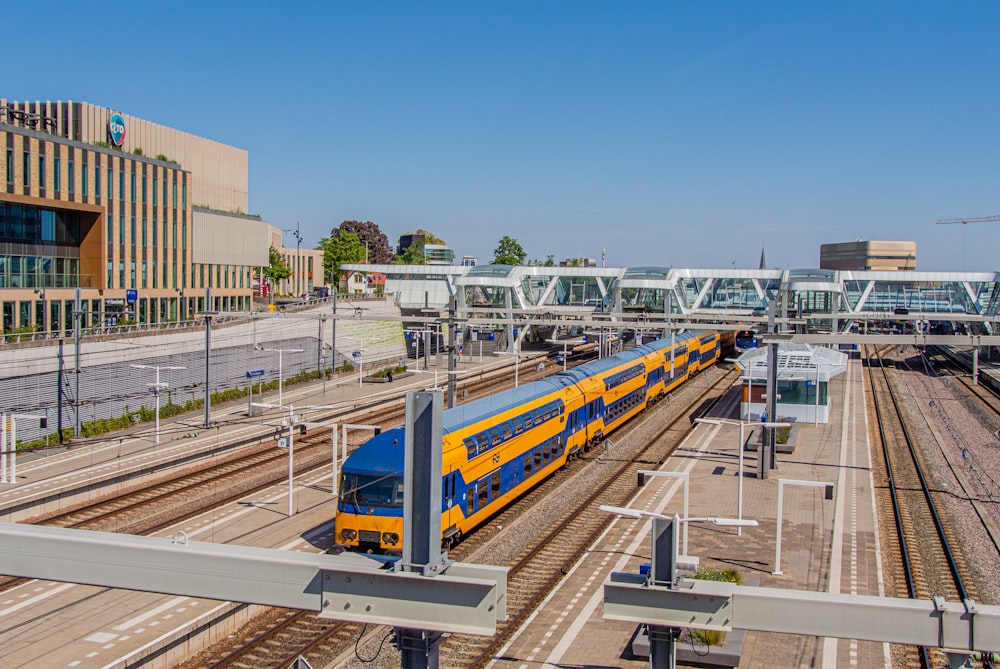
[318,233,365,283]
[261,246,291,293]
[491,236,527,265]
[404,228,446,245]
[334,220,394,263]
[394,240,427,265]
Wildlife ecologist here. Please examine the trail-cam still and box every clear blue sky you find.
[8,2,1000,271]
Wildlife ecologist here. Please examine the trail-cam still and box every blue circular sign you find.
[108,113,127,147]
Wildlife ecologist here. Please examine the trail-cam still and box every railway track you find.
[865,346,978,669]
[179,364,737,669]
[440,366,737,667]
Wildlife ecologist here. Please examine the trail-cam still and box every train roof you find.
[557,331,708,382]
[442,376,576,433]
[341,427,405,476]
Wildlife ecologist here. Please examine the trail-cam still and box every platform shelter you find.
[732,344,848,424]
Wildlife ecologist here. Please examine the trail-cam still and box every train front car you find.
[335,427,406,554]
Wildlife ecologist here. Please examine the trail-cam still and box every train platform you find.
[488,357,892,669]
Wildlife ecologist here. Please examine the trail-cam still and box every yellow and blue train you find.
[334,330,724,554]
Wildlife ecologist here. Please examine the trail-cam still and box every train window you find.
[501,423,513,440]
[464,438,477,458]
[467,488,475,515]
[532,409,543,426]
[522,413,533,429]
[488,427,502,447]
[512,417,523,435]
[543,441,551,463]
[524,454,532,478]
[490,472,501,500]
[557,437,563,456]
[542,407,552,420]
[476,433,489,453]
[534,448,542,469]
[478,479,489,507]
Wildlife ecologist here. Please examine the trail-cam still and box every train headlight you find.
[341,528,357,541]
[382,532,400,545]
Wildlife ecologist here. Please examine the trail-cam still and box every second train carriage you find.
[334,330,722,554]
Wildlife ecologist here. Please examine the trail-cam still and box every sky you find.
[7,2,1000,271]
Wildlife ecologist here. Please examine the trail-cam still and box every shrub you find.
[686,568,744,646]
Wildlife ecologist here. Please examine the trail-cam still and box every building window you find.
[23,151,30,188]
[130,172,136,203]
[68,161,75,194]
[119,215,125,245]
[40,156,47,189]
[119,171,124,202]
[182,183,187,210]
[119,262,125,287]
[152,174,157,206]
[5,148,12,185]
[181,221,187,249]
[142,175,147,204]
[172,181,177,209]
[107,168,113,198]
[152,217,157,248]
[130,261,136,287]
[94,164,100,198]
[130,217,136,245]
[82,162,88,196]
[152,262,157,289]
[142,262,147,288]
[141,217,147,246]
[172,221,177,249]
[107,262,113,288]
[162,179,167,208]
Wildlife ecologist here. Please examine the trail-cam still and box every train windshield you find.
[340,473,405,508]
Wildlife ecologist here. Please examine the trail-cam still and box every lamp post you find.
[344,336,365,387]
[263,347,303,406]
[726,357,752,420]
[695,418,790,534]
[131,364,186,444]
[599,506,758,669]
[635,471,689,553]
[252,402,333,516]
[773,478,834,575]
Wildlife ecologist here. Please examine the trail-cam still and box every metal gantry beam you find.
[603,577,1000,653]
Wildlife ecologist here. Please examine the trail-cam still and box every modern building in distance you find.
[560,257,597,268]
[819,240,916,271]
[0,99,270,332]
[267,226,325,297]
[460,256,477,267]
[397,233,455,265]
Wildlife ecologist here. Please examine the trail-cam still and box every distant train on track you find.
[333,330,730,554]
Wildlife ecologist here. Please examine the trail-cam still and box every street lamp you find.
[773,478,834,575]
[635,471,689,554]
[695,417,790,534]
[263,347,303,406]
[131,364,186,444]
[344,336,365,387]
[252,401,333,517]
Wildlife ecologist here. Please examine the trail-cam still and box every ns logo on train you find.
[108,113,127,147]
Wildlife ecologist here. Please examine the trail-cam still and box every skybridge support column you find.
[447,296,457,408]
[397,391,446,669]
[973,346,979,386]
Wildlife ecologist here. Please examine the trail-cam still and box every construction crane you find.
[935,214,1000,225]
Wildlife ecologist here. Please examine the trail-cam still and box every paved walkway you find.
[488,358,892,669]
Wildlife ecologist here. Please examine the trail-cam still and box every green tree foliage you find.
[491,236,527,265]
[394,239,427,264]
[335,220,395,263]
[262,246,291,286]
[318,233,365,282]
[404,228,446,245]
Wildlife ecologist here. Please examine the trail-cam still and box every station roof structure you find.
[341,263,1000,344]
[732,343,848,382]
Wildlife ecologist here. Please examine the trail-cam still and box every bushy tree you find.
[491,236,527,265]
[261,246,291,287]
[318,233,365,282]
[394,240,427,265]
[334,220,394,263]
